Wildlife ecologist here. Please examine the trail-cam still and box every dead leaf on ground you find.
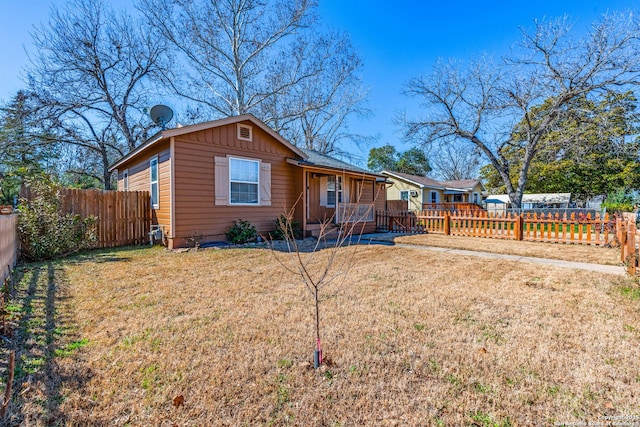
[172,394,184,408]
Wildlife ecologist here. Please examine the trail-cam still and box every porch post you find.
[302,171,308,234]
[335,174,340,223]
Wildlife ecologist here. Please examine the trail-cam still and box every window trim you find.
[430,191,437,204]
[400,190,410,201]
[326,175,343,207]
[150,157,159,209]
[228,156,260,206]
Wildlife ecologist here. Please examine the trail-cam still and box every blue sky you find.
[1,0,638,161]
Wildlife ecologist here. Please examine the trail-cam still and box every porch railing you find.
[421,202,485,212]
[337,203,374,223]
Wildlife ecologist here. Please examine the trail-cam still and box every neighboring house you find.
[485,193,572,213]
[109,114,386,249]
[380,171,485,211]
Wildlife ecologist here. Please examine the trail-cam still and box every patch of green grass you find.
[22,356,45,374]
[140,364,159,390]
[277,358,292,369]
[472,381,492,394]
[619,285,640,300]
[413,323,425,331]
[428,357,440,373]
[4,303,21,313]
[481,324,505,345]
[547,385,560,396]
[455,310,476,324]
[446,374,461,386]
[276,373,290,408]
[470,411,513,427]
[55,338,89,357]
[149,337,162,352]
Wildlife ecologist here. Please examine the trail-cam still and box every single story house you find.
[485,193,572,213]
[380,170,485,211]
[109,114,386,249]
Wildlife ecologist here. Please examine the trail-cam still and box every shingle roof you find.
[486,193,571,204]
[380,171,444,189]
[381,171,483,191]
[297,148,379,176]
[440,179,481,190]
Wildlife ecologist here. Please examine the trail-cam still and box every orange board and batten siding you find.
[171,123,301,247]
[118,142,173,241]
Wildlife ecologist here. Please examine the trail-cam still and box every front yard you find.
[1,239,638,426]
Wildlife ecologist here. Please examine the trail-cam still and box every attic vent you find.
[237,124,252,141]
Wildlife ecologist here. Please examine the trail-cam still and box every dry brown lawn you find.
[2,241,639,426]
[391,233,622,265]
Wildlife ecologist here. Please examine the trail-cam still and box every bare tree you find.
[138,0,316,119]
[429,141,482,181]
[268,181,378,368]
[272,33,370,154]
[402,13,640,207]
[27,0,168,189]
[139,0,368,154]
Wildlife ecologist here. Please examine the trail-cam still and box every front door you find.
[306,173,336,224]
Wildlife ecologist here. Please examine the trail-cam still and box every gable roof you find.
[440,179,484,191]
[292,148,382,176]
[380,170,444,189]
[109,114,307,172]
[381,171,484,192]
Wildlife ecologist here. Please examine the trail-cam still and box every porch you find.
[303,171,378,237]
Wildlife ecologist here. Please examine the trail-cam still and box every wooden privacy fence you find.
[57,189,151,248]
[377,210,616,246]
[0,214,18,284]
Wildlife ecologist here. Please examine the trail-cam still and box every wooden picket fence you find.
[376,210,616,246]
[619,219,639,274]
[0,214,18,285]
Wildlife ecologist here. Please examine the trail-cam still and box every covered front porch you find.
[302,170,380,237]
[286,149,386,238]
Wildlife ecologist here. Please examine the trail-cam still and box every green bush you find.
[17,175,97,261]
[225,219,257,244]
[602,189,635,213]
[272,215,303,240]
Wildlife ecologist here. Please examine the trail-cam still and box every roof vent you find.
[237,124,252,141]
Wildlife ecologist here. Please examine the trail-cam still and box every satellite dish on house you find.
[149,104,174,130]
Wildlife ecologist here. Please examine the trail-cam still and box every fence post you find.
[616,216,623,247]
[627,221,636,275]
[621,221,628,262]
[444,211,451,235]
[515,214,524,241]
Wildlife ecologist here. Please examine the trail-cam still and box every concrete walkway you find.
[358,233,626,276]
